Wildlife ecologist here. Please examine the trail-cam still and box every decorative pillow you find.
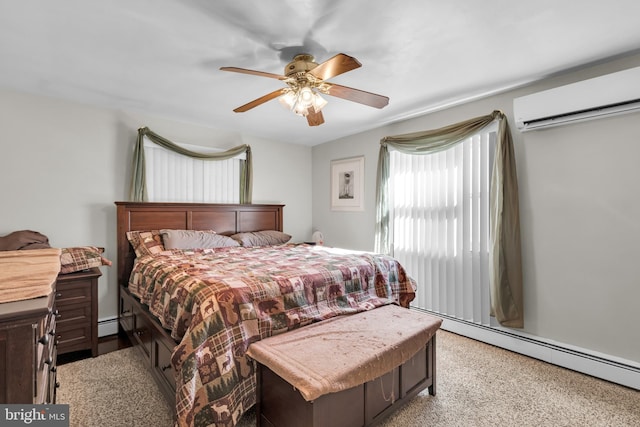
[230,230,292,247]
[160,229,239,249]
[126,230,165,257]
[59,246,112,274]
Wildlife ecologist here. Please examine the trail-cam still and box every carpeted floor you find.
[57,330,640,427]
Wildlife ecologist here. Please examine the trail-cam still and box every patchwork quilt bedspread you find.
[128,244,416,427]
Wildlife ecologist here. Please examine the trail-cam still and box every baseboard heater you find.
[416,309,640,391]
[98,316,119,338]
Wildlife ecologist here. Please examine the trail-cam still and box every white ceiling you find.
[2,0,640,146]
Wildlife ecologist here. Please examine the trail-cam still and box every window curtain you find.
[375,110,523,328]
[130,127,252,203]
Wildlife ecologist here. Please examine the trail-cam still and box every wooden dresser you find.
[0,291,58,404]
[55,267,101,357]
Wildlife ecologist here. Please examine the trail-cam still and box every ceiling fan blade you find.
[308,53,361,81]
[233,88,286,112]
[220,66,287,80]
[325,83,389,109]
[306,109,325,126]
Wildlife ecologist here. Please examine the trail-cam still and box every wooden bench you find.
[247,304,443,427]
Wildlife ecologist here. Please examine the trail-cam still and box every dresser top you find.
[0,291,53,324]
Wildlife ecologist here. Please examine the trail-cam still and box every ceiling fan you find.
[220,53,389,126]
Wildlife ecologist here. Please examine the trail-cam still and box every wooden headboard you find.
[115,202,284,287]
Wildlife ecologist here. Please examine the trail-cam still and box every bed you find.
[115,202,418,427]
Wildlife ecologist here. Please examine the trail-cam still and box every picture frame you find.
[330,156,365,211]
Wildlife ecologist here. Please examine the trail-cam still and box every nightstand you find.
[55,267,101,357]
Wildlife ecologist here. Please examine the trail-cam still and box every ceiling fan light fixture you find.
[298,86,314,105]
[293,103,309,117]
[279,89,308,115]
[279,86,327,117]
[278,90,296,109]
[312,92,328,112]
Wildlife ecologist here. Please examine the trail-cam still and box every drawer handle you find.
[161,364,172,372]
[56,292,62,298]
[38,335,49,345]
[134,330,145,336]
[45,357,53,365]
[121,308,132,314]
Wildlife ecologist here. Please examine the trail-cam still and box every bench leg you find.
[256,363,263,427]
[428,333,437,396]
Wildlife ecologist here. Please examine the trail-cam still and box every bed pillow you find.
[160,229,240,249]
[230,230,291,247]
[126,230,165,257]
[59,246,112,274]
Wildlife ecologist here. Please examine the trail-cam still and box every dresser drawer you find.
[133,313,153,360]
[47,347,59,404]
[57,321,92,354]
[35,310,56,404]
[154,337,176,390]
[56,280,92,305]
[56,303,92,354]
[120,291,135,333]
[56,303,91,325]
[35,346,56,404]
[36,312,56,376]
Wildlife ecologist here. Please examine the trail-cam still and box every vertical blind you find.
[389,130,496,325]
[143,136,242,203]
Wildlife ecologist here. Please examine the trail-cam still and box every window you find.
[143,136,243,203]
[389,126,496,325]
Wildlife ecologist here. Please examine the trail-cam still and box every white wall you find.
[312,53,640,364]
[0,88,312,325]
[2,51,638,367]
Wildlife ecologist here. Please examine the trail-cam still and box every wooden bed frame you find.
[115,202,436,426]
[116,202,284,288]
[115,202,285,412]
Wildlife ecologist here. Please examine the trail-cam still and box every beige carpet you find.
[57,331,640,427]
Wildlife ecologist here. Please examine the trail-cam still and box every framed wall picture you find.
[331,156,364,211]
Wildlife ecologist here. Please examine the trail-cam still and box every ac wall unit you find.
[513,66,640,132]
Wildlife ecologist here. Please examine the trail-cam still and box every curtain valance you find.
[129,127,252,203]
[375,110,523,327]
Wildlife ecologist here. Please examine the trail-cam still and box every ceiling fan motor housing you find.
[285,54,318,76]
